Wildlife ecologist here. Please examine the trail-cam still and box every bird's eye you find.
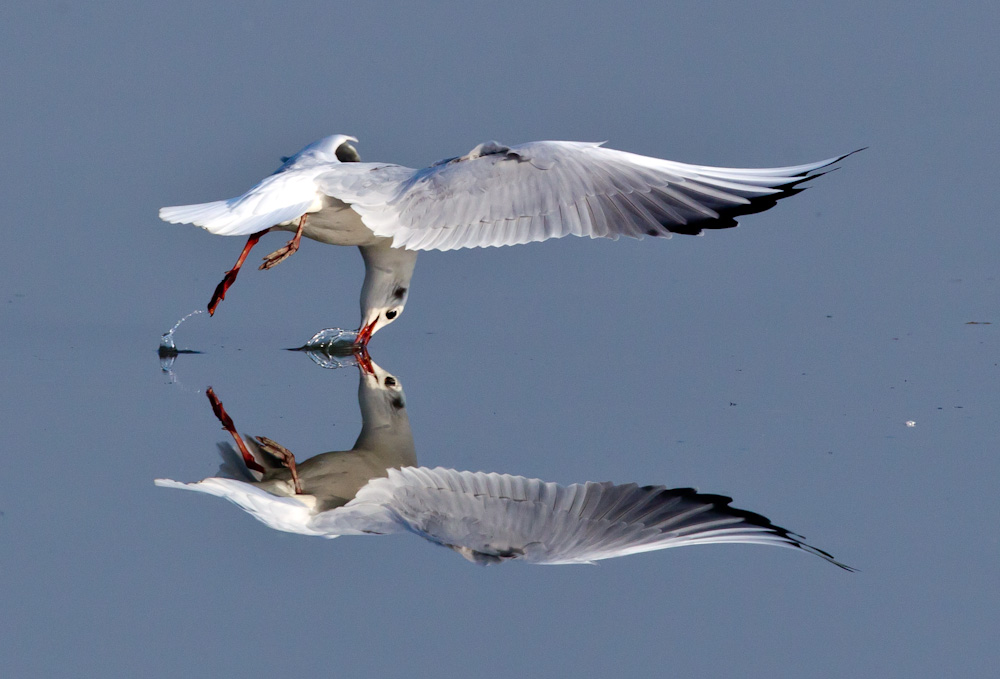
[385,309,398,320]
[384,376,397,387]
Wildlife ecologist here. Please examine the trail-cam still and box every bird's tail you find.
[159,200,233,227]
[159,197,311,236]
[216,442,262,481]
[216,436,297,482]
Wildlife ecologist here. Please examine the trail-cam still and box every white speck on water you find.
[906,421,916,427]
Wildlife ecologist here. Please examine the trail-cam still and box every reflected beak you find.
[355,317,377,346]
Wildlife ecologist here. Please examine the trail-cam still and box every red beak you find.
[353,345,375,376]
[355,317,377,347]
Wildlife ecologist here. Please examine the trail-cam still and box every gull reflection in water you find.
[157,359,851,570]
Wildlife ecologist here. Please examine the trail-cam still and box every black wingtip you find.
[830,147,867,166]
[797,147,866,178]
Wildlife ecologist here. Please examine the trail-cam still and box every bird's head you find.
[355,245,418,346]
[282,134,360,166]
[357,278,410,345]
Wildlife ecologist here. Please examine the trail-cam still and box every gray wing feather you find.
[354,467,851,568]
[315,142,856,252]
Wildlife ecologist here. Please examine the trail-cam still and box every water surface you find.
[2,3,999,677]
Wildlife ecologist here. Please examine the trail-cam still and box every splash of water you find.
[160,309,204,352]
[302,327,360,351]
[303,349,362,370]
[292,328,363,369]
[159,309,204,381]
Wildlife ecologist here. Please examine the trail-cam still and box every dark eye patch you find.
[393,287,407,299]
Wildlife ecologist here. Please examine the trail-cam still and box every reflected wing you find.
[317,141,858,251]
[359,467,851,567]
[154,477,331,537]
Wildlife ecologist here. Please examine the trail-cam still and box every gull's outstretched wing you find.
[316,142,859,251]
[342,467,851,568]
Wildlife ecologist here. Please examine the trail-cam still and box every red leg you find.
[259,214,307,270]
[208,229,271,315]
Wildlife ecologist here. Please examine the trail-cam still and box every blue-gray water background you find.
[2,3,998,677]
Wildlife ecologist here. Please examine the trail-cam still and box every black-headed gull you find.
[157,365,852,569]
[160,134,859,344]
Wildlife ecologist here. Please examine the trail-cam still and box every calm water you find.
[3,4,999,677]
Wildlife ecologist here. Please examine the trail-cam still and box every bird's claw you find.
[259,214,306,270]
[259,240,299,270]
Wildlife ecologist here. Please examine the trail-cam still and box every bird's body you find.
[284,195,387,247]
[160,134,858,342]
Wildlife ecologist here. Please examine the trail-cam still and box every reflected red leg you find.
[207,229,270,315]
[206,387,265,474]
[259,214,307,270]
[254,436,303,494]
